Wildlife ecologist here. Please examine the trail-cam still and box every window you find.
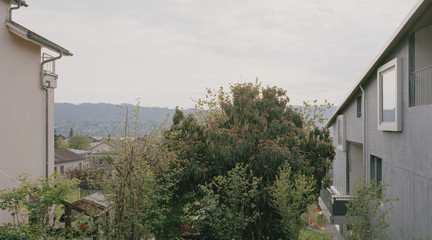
[377,58,402,131]
[370,155,382,183]
[357,95,362,118]
[60,166,64,174]
[337,115,345,151]
[54,167,57,172]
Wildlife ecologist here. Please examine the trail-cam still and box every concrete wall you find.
[415,24,432,71]
[0,1,54,223]
[331,91,364,194]
[331,18,432,239]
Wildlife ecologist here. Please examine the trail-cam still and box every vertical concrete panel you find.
[412,175,428,239]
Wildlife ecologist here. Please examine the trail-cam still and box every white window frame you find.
[337,115,346,151]
[377,58,402,131]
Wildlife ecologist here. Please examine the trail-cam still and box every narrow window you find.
[60,166,64,174]
[357,95,362,118]
[370,155,382,183]
[337,115,345,151]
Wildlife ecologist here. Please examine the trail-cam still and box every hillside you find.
[54,103,336,137]
[54,103,194,137]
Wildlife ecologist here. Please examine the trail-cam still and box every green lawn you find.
[299,228,333,240]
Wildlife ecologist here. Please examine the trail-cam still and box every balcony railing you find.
[410,65,432,106]
[320,179,355,225]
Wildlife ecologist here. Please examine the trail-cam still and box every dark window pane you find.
[357,96,362,118]
[377,158,382,183]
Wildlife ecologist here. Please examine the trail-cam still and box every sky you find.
[13,0,419,108]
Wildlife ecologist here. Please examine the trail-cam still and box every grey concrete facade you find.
[328,1,432,239]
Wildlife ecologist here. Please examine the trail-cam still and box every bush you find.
[194,163,260,240]
[0,174,78,238]
[344,179,397,240]
[270,164,316,239]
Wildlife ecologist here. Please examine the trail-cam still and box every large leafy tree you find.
[165,82,334,239]
[68,134,91,150]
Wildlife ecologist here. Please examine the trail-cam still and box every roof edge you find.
[325,0,429,128]
[6,20,73,56]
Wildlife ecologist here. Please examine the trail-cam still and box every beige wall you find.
[91,143,113,153]
[55,160,84,174]
[0,0,54,223]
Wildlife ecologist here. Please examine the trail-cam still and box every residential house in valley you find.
[0,0,72,223]
[54,148,86,174]
[321,0,432,239]
[90,141,116,153]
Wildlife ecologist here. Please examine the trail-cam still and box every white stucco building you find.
[0,0,72,223]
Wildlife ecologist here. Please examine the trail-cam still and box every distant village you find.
[54,132,117,177]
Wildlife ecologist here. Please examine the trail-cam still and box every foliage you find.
[193,86,228,121]
[69,128,74,138]
[194,163,260,240]
[299,100,334,130]
[0,173,79,238]
[101,104,177,240]
[64,167,103,190]
[344,179,397,240]
[55,137,69,149]
[68,134,91,150]
[299,228,333,240]
[165,81,335,239]
[270,164,316,239]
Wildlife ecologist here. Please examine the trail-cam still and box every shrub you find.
[195,163,260,240]
[344,179,397,240]
[270,164,316,239]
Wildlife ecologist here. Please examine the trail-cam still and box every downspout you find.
[8,1,28,20]
[8,4,20,20]
[41,53,63,178]
[360,85,367,180]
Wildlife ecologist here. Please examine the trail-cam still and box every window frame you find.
[377,58,402,131]
[336,114,346,151]
[370,155,382,183]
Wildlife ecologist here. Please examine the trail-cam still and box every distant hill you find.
[54,103,337,137]
[54,103,194,137]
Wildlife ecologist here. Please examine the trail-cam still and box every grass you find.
[299,228,333,240]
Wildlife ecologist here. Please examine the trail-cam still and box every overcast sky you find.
[14,0,418,108]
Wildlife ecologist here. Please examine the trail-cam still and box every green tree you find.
[194,163,260,240]
[270,164,315,239]
[0,174,78,238]
[56,137,69,149]
[299,99,334,130]
[68,134,91,150]
[101,104,177,240]
[64,167,103,190]
[165,82,334,239]
[344,179,397,240]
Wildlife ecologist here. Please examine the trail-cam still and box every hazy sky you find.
[13,0,418,108]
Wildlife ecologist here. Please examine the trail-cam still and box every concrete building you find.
[0,0,72,223]
[321,0,432,239]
